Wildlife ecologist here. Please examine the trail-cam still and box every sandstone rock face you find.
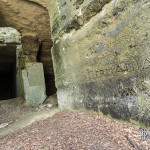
[0,27,21,44]
[0,0,56,96]
[28,0,48,8]
[49,0,150,125]
[0,0,53,75]
[0,27,23,98]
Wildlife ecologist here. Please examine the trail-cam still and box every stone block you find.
[0,27,21,44]
[22,63,46,106]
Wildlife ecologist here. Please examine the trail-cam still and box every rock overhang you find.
[0,27,21,44]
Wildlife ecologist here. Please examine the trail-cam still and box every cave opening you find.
[44,72,56,96]
[37,41,57,97]
[0,45,16,100]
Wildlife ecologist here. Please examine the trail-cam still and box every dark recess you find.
[0,46,16,100]
[37,42,57,96]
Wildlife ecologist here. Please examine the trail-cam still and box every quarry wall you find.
[48,0,150,125]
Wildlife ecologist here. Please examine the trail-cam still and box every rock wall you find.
[0,0,53,74]
[0,27,23,97]
[48,0,150,125]
[0,0,56,95]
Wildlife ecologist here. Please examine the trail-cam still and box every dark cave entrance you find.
[44,73,56,96]
[0,45,16,100]
[37,41,57,97]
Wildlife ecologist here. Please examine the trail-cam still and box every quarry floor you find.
[0,99,150,150]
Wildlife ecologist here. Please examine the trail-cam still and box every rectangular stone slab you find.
[22,63,46,106]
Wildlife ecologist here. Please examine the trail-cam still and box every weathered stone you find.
[0,0,53,76]
[0,27,21,44]
[22,63,46,106]
[21,33,40,62]
[0,0,57,97]
[0,27,23,98]
[49,0,150,125]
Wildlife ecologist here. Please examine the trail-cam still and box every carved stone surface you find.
[22,63,46,106]
[0,0,53,75]
[49,0,150,125]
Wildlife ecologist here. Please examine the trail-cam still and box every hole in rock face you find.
[37,41,57,97]
[44,73,57,96]
[0,45,16,100]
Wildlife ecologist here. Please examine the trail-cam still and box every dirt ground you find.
[0,95,57,125]
[0,111,149,150]
[0,96,58,137]
[0,97,34,124]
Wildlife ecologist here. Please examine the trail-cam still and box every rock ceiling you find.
[0,0,53,74]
